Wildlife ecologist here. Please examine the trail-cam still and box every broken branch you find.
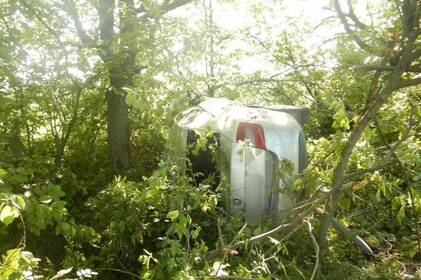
[304,220,320,280]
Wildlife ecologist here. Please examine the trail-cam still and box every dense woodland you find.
[0,0,420,279]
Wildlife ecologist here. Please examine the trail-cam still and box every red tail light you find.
[236,122,266,150]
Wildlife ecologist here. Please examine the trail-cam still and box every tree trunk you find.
[93,0,192,173]
[97,0,135,174]
[106,88,130,172]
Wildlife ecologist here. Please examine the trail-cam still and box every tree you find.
[317,0,421,243]
[63,0,194,173]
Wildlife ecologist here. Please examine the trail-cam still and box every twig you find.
[95,268,140,278]
[18,212,27,249]
[207,220,291,260]
[315,207,374,255]
[138,0,194,20]
[343,157,392,181]
[304,220,319,280]
[209,78,299,93]
[212,276,256,280]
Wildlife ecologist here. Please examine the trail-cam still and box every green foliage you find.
[0,0,420,278]
[0,249,41,280]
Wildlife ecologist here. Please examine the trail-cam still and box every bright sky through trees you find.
[168,0,383,75]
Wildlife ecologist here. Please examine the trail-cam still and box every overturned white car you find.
[174,98,309,226]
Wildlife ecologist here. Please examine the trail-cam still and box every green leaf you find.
[391,197,400,210]
[11,194,26,210]
[39,195,53,204]
[46,184,65,199]
[397,205,405,224]
[332,102,350,130]
[0,205,19,225]
[178,213,187,228]
[12,174,28,184]
[125,91,144,112]
[16,195,26,209]
[0,168,7,177]
[166,210,179,221]
[61,222,71,232]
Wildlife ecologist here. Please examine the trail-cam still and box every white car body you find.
[175,98,308,226]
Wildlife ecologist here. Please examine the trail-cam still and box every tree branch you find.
[345,105,415,181]
[19,0,67,53]
[343,158,392,181]
[362,69,383,112]
[62,0,95,47]
[358,65,421,73]
[315,208,373,255]
[304,221,320,280]
[317,28,419,243]
[165,0,194,12]
[333,0,371,52]
[346,0,368,29]
[205,222,293,260]
[18,0,82,87]
[374,114,421,255]
[395,77,421,89]
[209,78,299,92]
[139,0,193,20]
[411,49,421,59]
[95,268,140,278]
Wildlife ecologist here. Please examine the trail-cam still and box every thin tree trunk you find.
[55,85,83,170]
[317,29,419,243]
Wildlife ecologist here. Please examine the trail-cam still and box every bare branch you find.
[205,222,294,260]
[249,34,274,58]
[333,0,371,52]
[311,16,336,33]
[346,0,368,29]
[304,221,320,280]
[95,268,140,278]
[315,208,374,255]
